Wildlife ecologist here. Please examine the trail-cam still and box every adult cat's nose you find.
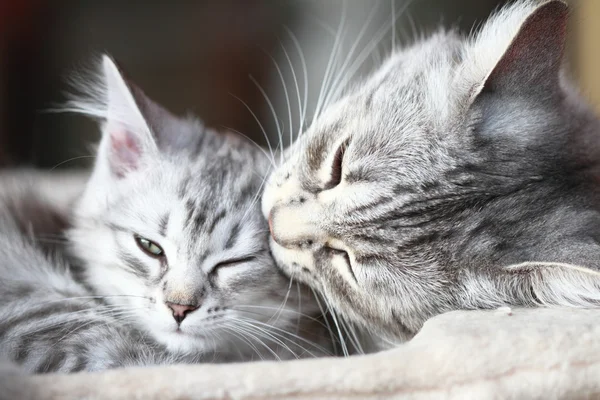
[165,302,198,324]
[268,205,324,249]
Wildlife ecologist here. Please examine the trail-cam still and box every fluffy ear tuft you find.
[66,54,205,179]
[100,55,156,178]
[464,0,569,100]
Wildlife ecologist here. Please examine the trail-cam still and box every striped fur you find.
[263,1,600,342]
[0,56,330,373]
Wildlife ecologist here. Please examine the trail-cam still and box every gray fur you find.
[0,56,331,373]
[263,1,600,342]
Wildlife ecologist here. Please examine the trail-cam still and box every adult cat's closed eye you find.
[263,0,600,341]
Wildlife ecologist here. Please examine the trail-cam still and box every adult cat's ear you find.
[503,261,600,307]
[469,0,568,100]
[461,261,600,310]
[97,55,201,178]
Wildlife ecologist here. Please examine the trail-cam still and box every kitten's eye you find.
[134,235,164,258]
[324,139,349,190]
[213,256,256,271]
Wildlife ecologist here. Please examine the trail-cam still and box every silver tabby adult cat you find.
[0,56,329,373]
[263,0,600,342]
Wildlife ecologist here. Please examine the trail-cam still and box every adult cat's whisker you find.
[222,126,276,168]
[282,27,309,140]
[321,2,380,112]
[322,295,349,357]
[248,75,285,165]
[339,316,365,355]
[268,273,295,326]
[310,287,339,355]
[295,281,303,334]
[240,167,271,224]
[327,0,416,108]
[314,0,347,120]
[229,93,276,166]
[262,45,294,148]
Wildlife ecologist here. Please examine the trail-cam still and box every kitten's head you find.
[264,0,600,339]
[68,56,318,357]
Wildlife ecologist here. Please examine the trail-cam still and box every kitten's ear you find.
[99,55,157,178]
[470,1,568,99]
[97,55,201,178]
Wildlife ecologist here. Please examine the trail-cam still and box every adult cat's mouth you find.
[269,237,318,286]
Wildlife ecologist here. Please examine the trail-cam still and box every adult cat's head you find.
[68,56,321,358]
[263,0,600,340]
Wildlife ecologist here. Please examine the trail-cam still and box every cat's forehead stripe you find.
[206,210,227,235]
[158,214,169,237]
[224,223,241,250]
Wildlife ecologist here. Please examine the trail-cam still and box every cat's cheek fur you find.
[261,170,304,221]
[269,239,319,286]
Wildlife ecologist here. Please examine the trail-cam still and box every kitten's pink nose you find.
[165,302,198,325]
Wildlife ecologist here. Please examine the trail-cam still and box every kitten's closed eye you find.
[324,139,350,190]
[134,235,165,258]
[213,256,256,272]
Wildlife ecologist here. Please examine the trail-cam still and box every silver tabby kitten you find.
[263,0,600,342]
[0,56,326,373]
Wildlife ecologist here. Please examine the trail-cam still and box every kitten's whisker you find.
[234,318,299,359]
[236,316,333,357]
[232,305,327,326]
[221,325,266,361]
[49,155,96,172]
[46,295,151,304]
[227,322,281,361]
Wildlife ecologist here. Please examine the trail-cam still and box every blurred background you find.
[0,0,593,169]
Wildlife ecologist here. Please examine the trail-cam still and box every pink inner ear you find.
[109,126,141,178]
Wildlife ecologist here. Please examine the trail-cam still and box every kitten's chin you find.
[154,329,214,355]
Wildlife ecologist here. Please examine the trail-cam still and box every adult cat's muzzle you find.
[267,204,325,250]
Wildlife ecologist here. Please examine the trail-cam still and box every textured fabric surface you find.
[5,307,600,400]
